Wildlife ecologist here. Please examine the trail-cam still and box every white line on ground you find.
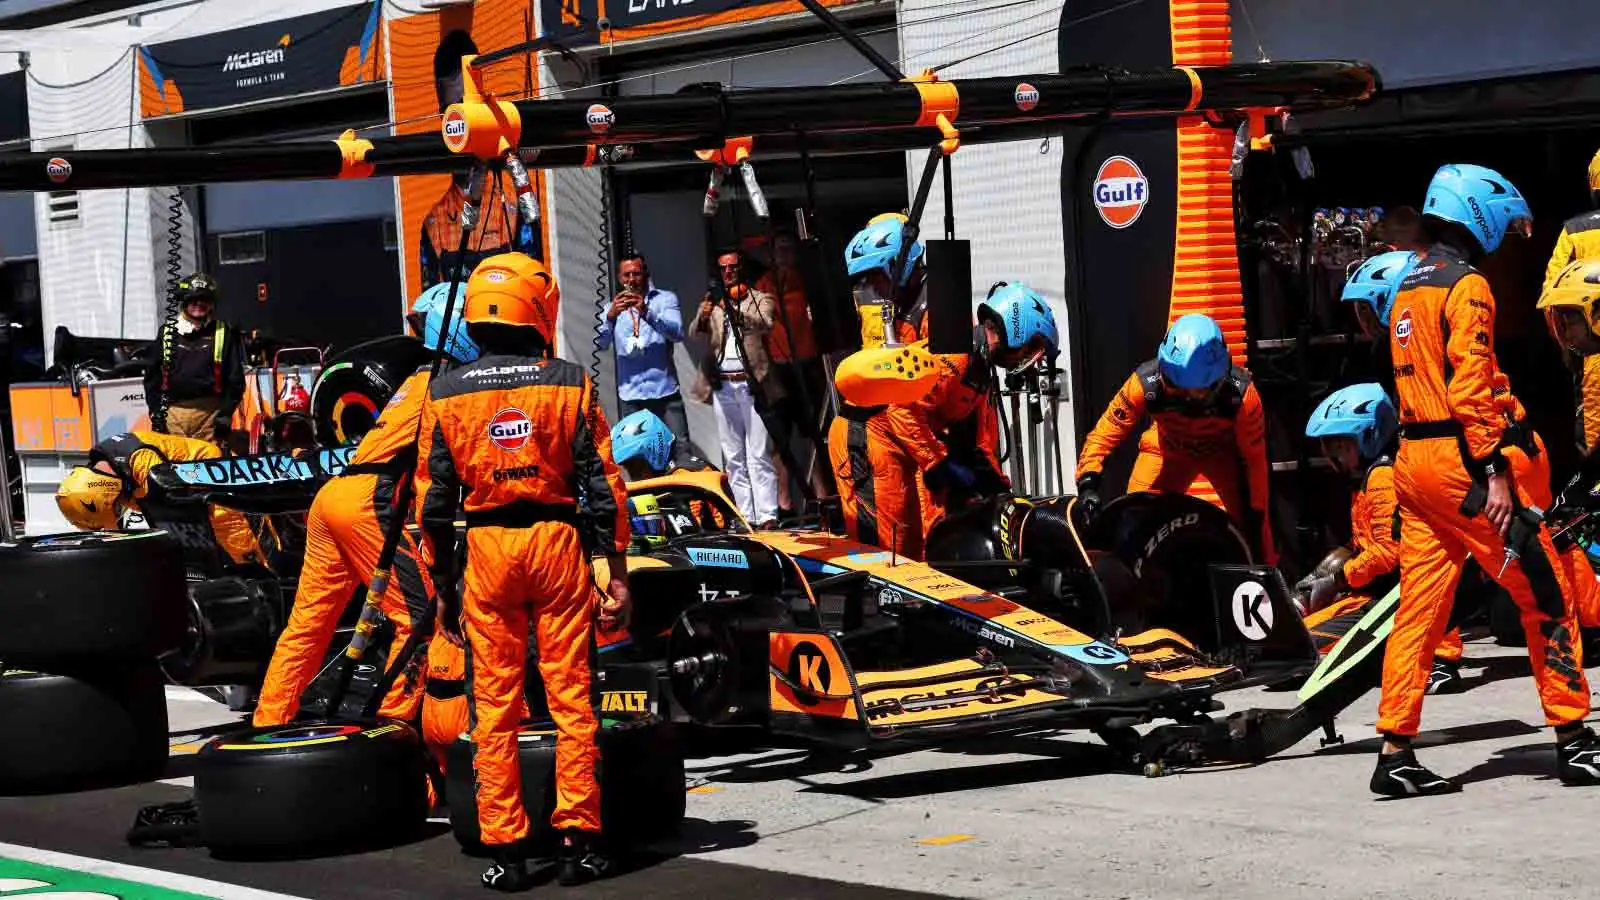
[0,841,311,900]
[163,686,229,705]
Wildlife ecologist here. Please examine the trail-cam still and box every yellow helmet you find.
[1588,148,1600,195]
[55,466,127,531]
[1538,258,1600,355]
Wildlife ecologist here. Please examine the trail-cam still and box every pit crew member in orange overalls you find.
[1296,384,1400,650]
[414,252,631,891]
[251,283,476,730]
[1075,313,1276,564]
[55,431,262,568]
[1345,254,1600,691]
[890,282,1059,540]
[1373,163,1600,798]
[827,214,931,558]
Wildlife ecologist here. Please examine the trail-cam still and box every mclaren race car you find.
[599,470,1324,765]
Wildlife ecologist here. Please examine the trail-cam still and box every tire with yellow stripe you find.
[194,717,428,855]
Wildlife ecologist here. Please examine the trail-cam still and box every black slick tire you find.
[0,662,169,795]
[446,719,686,854]
[194,718,428,857]
[0,531,188,661]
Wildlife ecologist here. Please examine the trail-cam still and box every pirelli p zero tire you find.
[446,720,687,854]
[0,663,169,795]
[1084,493,1253,643]
[0,531,188,661]
[194,718,429,857]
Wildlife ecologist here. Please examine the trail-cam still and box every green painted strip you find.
[0,857,212,899]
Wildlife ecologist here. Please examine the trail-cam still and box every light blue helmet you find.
[610,409,674,475]
[978,282,1058,365]
[1341,250,1418,328]
[409,283,480,364]
[1422,163,1532,255]
[1157,313,1230,391]
[844,214,924,285]
[1305,382,1398,462]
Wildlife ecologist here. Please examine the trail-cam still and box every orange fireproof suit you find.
[828,313,928,558]
[888,347,1006,541]
[1434,373,1600,662]
[1302,459,1399,650]
[417,354,629,847]
[1077,360,1277,564]
[90,431,262,568]
[1379,247,1589,738]
[253,370,435,727]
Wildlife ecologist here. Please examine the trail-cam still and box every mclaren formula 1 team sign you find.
[137,1,384,118]
[543,0,857,45]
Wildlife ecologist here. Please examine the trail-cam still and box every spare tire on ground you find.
[194,718,429,857]
[0,531,188,661]
[446,719,686,854]
[0,662,169,795]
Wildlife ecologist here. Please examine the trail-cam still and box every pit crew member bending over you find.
[1373,163,1600,797]
[889,282,1061,541]
[56,431,261,568]
[1297,384,1399,634]
[252,283,478,730]
[1074,312,1276,564]
[415,252,631,891]
[827,213,937,557]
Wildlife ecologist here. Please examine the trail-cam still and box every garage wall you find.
[897,0,1076,491]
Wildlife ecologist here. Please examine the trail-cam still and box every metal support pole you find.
[0,423,15,541]
[794,0,905,82]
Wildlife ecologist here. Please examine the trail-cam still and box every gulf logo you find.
[1394,308,1413,349]
[586,103,614,135]
[1092,156,1148,229]
[489,407,532,451]
[1014,83,1039,112]
[442,108,468,152]
[45,156,71,184]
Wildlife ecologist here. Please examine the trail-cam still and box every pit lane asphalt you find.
[4,636,1598,900]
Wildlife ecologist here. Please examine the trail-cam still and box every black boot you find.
[1557,726,1600,785]
[1425,658,1463,695]
[1370,747,1460,797]
[481,847,535,893]
[557,830,611,887]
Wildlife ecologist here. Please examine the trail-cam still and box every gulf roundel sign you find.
[489,407,532,451]
[1092,155,1149,229]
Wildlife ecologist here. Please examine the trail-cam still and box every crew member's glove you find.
[1294,569,1345,615]
[1075,472,1103,521]
[924,458,976,494]
[212,418,232,444]
[971,463,1009,497]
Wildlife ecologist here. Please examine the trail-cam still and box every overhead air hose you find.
[153,188,186,435]
[590,164,616,387]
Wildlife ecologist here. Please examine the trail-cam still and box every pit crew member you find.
[1075,312,1276,564]
[415,252,631,891]
[1541,149,1600,452]
[56,431,261,568]
[1374,163,1600,797]
[252,283,477,730]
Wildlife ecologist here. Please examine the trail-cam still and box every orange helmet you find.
[463,253,560,342]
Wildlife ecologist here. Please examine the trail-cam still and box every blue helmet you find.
[1422,163,1532,255]
[410,283,480,364]
[844,213,924,285]
[978,282,1058,366]
[1341,250,1418,328]
[1305,382,1398,462]
[1157,313,1230,390]
[610,409,674,475]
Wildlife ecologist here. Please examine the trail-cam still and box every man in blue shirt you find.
[596,254,694,464]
